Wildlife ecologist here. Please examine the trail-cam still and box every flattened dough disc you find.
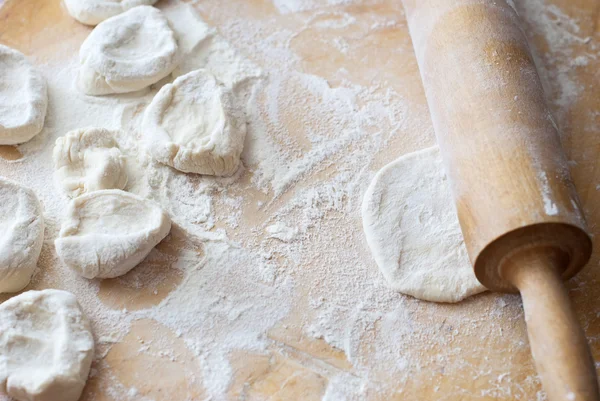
[362,146,486,303]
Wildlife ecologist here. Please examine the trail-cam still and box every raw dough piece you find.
[0,289,94,401]
[0,45,47,145]
[53,127,127,197]
[0,178,44,293]
[78,6,179,95]
[55,189,171,279]
[64,0,159,26]
[361,146,486,303]
[142,69,246,176]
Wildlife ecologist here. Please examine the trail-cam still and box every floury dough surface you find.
[142,69,246,176]
[0,0,594,399]
[0,45,47,145]
[64,0,159,26]
[0,178,44,293]
[55,190,171,279]
[53,127,128,197]
[78,6,179,95]
[362,146,486,303]
[0,290,94,401]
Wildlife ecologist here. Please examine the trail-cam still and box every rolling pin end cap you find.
[473,222,592,292]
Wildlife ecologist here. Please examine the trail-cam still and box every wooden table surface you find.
[1,0,600,400]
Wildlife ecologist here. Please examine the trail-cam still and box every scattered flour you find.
[0,0,595,399]
[266,221,299,242]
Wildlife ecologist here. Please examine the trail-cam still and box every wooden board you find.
[1,0,600,400]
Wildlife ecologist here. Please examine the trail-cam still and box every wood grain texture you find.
[504,249,599,401]
[403,0,598,399]
[2,0,600,400]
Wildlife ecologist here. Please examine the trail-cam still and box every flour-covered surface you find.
[1,0,600,400]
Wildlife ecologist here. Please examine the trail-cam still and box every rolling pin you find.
[401,0,599,399]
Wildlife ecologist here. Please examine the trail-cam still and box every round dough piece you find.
[55,189,171,279]
[0,289,94,401]
[78,6,179,95]
[53,127,128,198]
[0,45,48,145]
[142,69,246,176]
[64,0,159,26]
[0,178,44,293]
[361,146,486,303]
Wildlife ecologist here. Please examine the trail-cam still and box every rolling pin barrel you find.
[401,0,598,399]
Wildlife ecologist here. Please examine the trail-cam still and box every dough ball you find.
[0,178,44,293]
[0,44,47,145]
[0,289,94,401]
[64,0,159,26]
[78,6,179,95]
[55,189,171,279]
[142,69,246,176]
[53,127,127,198]
[361,146,486,303]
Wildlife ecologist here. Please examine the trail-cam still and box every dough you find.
[78,6,179,95]
[0,178,44,293]
[361,146,486,303]
[64,0,159,26]
[142,69,246,176]
[0,44,47,145]
[55,189,171,279]
[0,289,94,401]
[53,127,128,197]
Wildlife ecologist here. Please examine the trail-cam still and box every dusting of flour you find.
[0,0,597,399]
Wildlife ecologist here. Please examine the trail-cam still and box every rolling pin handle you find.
[503,249,600,401]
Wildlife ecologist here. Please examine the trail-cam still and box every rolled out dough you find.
[361,146,486,303]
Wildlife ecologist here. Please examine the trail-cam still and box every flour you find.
[266,222,299,242]
[272,0,361,14]
[0,45,47,145]
[0,0,592,399]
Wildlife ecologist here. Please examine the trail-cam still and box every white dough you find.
[0,178,44,293]
[361,146,486,303]
[0,289,94,401]
[55,189,171,279]
[53,127,127,197]
[78,6,179,95]
[0,45,47,145]
[142,69,246,176]
[64,0,159,26]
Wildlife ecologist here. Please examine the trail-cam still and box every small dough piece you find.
[142,69,246,176]
[0,45,47,145]
[361,146,486,303]
[64,0,159,26]
[53,127,127,198]
[0,178,44,293]
[78,6,179,95]
[0,289,94,401]
[55,189,171,279]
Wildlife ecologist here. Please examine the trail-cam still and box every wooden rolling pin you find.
[401,0,599,400]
